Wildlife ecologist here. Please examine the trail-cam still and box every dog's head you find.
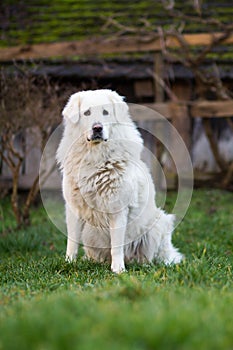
[62,89,129,144]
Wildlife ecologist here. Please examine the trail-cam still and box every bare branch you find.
[202,119,228,172]
[147,68,178,102]
[195,30,233,66]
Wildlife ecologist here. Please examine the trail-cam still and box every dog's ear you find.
[62,92,81,123]
[107,90,129,121]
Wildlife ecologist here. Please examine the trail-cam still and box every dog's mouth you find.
[87,135,108,143]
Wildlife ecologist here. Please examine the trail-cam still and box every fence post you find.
[169,102,191,176]
[152,53,164,189]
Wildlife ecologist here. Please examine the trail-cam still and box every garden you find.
[1,1,233,348]
[0,189,232,349]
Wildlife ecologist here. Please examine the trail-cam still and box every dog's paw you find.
[111,261,126,274]
[65,254,77,263]
[164,251,184,265]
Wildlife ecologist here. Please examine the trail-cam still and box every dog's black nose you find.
[92,123,103,133]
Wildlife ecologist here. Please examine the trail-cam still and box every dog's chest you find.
[71,160,127,215]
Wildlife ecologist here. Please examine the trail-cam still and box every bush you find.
[0,65,70,227]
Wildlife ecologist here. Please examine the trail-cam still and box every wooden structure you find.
[1,32,233,61]
[1,1,233,189]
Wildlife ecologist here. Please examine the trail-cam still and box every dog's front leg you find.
[65,204,82,262]
[110,210,127,274]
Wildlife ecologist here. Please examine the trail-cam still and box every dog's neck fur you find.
[57,120,143,173]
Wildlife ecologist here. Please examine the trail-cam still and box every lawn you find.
[0,189,232,350]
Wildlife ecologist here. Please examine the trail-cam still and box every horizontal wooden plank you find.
[129,103,171,121]
[131,100,233,121]
[190,100,233,118]
[0,32,233,61]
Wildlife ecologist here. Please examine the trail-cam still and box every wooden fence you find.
[133,100,233,188]
[1,99,232,190]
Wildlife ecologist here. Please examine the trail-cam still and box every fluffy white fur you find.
[56,89,183,273]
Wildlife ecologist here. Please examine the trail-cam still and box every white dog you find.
[56,89,183,273]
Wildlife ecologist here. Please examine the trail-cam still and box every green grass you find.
[0,189,232,350]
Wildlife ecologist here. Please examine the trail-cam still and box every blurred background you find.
[0,0,233,226]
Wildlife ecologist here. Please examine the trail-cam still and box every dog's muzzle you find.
[87,122,107,142]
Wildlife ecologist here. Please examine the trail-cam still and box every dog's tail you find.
[156,209,183,264]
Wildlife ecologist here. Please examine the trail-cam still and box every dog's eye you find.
[84,109,91,116]
[103,109,109,116]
